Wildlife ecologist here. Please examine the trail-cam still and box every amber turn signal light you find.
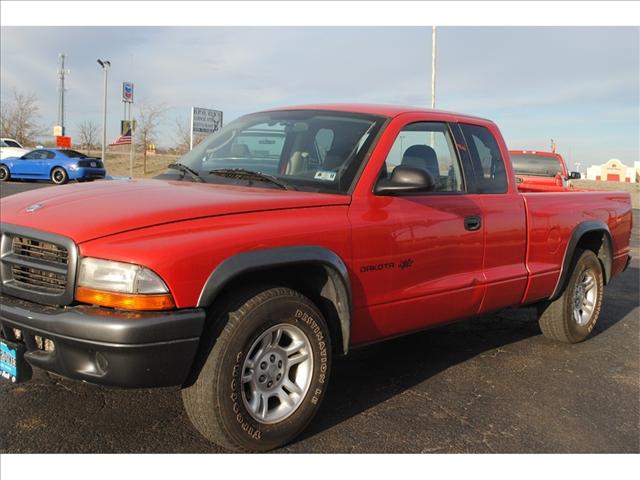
[75,287,176,311]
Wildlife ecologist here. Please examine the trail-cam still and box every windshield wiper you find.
[167,163,205,183]
[208,168,296,190]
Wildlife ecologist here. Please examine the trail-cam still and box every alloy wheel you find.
[241,323,313,424]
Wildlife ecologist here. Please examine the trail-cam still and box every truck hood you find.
[0,179,350,243]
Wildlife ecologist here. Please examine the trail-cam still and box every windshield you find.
[176,110,385,194]
[2,139,21,148]
[511,153,563,177]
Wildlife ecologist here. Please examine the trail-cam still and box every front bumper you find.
[0,294,206,388]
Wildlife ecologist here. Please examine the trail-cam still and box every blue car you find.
[0,148,106,185]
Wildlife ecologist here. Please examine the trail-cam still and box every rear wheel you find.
[51,167,68,185]
[182,286,332,451]
[538,249,604,343]
[0,165,9,182]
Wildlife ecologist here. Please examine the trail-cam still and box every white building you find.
[586,158,638,183]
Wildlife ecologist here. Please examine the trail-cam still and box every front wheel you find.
[538,249,604,343]
[50,167,68,185]
[0,165,10,182]
[182,286,332,451]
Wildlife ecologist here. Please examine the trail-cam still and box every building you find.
[586,159,638,183]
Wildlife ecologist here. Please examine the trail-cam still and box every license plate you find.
[1,339,24,383]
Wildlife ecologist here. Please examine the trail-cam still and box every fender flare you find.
[197,245,352,354]
[550,220,613,300]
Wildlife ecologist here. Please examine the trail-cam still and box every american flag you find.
[109,134,131,146]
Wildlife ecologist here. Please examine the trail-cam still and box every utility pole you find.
[430,26,437,147]
[97,59,111,163]
[57,53,69,134]
[431,26,437,109]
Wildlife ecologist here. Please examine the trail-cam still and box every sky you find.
[1,26,638,169]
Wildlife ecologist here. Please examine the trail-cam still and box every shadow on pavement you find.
[299,263,639,444]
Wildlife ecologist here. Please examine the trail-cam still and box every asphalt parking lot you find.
[1,180,638,453]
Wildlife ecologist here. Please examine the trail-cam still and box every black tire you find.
[50,167,68,185]
[0,165,9,182]
[538,249,604,343]
[182,286,332,451]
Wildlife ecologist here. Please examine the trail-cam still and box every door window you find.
[22,150,49,160]
[382,122,464,193]
[459,124,508,193]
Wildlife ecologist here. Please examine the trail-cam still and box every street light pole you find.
[57,53,68,135]
[97,59,111,163]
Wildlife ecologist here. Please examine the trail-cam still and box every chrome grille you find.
[1,224,77,305]
[12,236,69,265]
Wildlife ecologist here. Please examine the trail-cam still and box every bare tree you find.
[135,101,167,173]
[173,118,191,154]
[77,120,99,155]
[173,117,206,154]
[0,90,45,145]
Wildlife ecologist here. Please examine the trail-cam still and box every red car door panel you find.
[349,194,485,345]
[348,119,485,345]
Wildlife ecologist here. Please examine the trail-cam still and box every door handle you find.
[464,215,482,231]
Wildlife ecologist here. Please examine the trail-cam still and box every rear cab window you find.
[510,153,564,177]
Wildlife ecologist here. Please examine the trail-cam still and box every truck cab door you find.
[347,119,486,345]
[454,123,528,312]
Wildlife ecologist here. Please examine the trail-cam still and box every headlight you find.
[78,258,168,294]
[76,258,175,310]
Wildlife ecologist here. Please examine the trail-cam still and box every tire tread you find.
[538,249,603,344]
[182,286,316,452]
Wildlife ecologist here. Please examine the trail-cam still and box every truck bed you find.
[520,189,633,304]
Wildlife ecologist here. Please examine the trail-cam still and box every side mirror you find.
[569,171,581,180]
[375,165,435,195]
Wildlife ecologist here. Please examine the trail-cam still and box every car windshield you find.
[60,149,89,158]
[511,153,563,177]
[176,110,385,194]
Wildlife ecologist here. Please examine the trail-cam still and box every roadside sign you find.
[190,107,222,150]
[191,107,223,135]
[53,125,64,136]
[56,136,71,148]
[122,82,134,103]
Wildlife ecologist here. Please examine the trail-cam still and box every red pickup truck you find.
[0,105,633,451]
[509,149,581,191]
